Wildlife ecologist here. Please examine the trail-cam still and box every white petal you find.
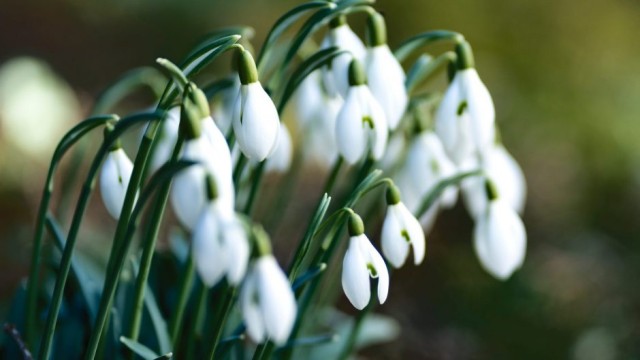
[459,68,495,154]
[366,45,407,130]
[211,74,241,134]
[240,270,265,342]
[398,203,426,265]
[100,148,135,220]
[381,205,410,268]
[363,88,388,160]
[342,235,371,310]
[256,256,297,345]
[361,238,389,304]
[288,70,325,132]
[149,107,180,173]
[192,206,226,287]
[490,145,527,214]
[473,200,527,280]
[265,123,293,173]
[221,217,250,285]
[232,83,280,161]
[324,24,366,98]
[336,87,367,164]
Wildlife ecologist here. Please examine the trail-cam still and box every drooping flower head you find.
[381,184,426,268]
[364,12,408,130]
[435,41,495,165]
[335,59,388,164]
[320,15,367,98]
[100,124,135,220]
[342,211,389,310]
[192,173,249,287]
[473,179,527,280]
[232,49,280,162]
[240,228,296,345]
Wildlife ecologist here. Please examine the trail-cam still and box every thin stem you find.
[394,30,465,63]
[169,247,196,349]
[206,286,237,360]
[243,161,266,215]
[185,282,209,360]
[338,297,374,360]
[323,157,343,195]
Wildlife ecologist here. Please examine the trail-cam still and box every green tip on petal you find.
[385,184,402,205]
[348,59,367,86]
[366,12,387,47]
[237,49,258,85]
[485,178,499,201]
[253,225,273,256]
[180,82,205,140]
[205,173,218,201]
[455,41,475,70]
[348,212,365,236]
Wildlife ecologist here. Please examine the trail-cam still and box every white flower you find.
[381,201,426,268]
[170,136,234,230]
[365,44,407,130]
[461,144,526,219]
[473,196,527,280]
[192,203,249,286]
[265,123,292,174]
[241,255,297,345]
[100,148,135,220]
[434,68,495,165]
[335,82,388,164]
[149,107,180,173]
[232,82,280,161]
[342,233,389,310]
[320,23,366,98]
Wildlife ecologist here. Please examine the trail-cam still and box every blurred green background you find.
[1,0,640,358]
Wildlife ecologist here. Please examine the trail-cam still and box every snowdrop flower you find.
[100,140,135,220]
[335,59,388,164]
[192,175,249,286]
[365,13,408,130]
[241,233,296,345]
[461,144,526,219]
[320,15,366,98]
[232,49,280,161]
[435,41,495,165]
[171,83,234,230]
[473,180,526,280]
[265,123,292,173]
[211,73,241,134]
[381,184,426,268]
[342,211,389,310]
[149,107,180,173]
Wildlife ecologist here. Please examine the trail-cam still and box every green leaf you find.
[93,67,166,114]
[203,77,236,100]
[416,169,483,217]
[394,30,464,63]
[256,1,332,70]
[292,263,327,292]
[120,336,160,360]
[281,333,338,349]
[277,47,347,112]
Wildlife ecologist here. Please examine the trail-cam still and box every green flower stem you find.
[92,67,166,115]
[405,51,457,95]
[394,30,465,63]
[37,113,156,360]
[416,170,483,218]
[233,154,248,189]
[169,248,196,350]
[185,281,209,360]
[242,161,266,215]
[83,112,167,360]
[25,115,115,347]
[206,285,237,360]
[127,137,185,344]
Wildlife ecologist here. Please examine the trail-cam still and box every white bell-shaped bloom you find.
[342,233,389,310]
[461,144,526,219]
[365,45,407,130]
[335,84,388,164]
[435,68,495,165]
[241,255,297,345]
[381,201,426,268]
[232,82,280,161]
[100,148,135,220]
[265,123,292,174]
[320,23,366,98]
[211,74,241,134]
[305,93,342,168]
[170,136,234,230]
[149,107,180,173]
[192,202,249,286]
[289,70,325,133]
[474,194,527,280]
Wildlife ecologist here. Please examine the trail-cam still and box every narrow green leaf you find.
[153,353,173,360]
[292,263,327,291]
[119,336,160,360]
[203,78,235,100]
[405,51,456,94]
[277,47,347,112]
[281,333,338,349]
[93,67,166,114]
